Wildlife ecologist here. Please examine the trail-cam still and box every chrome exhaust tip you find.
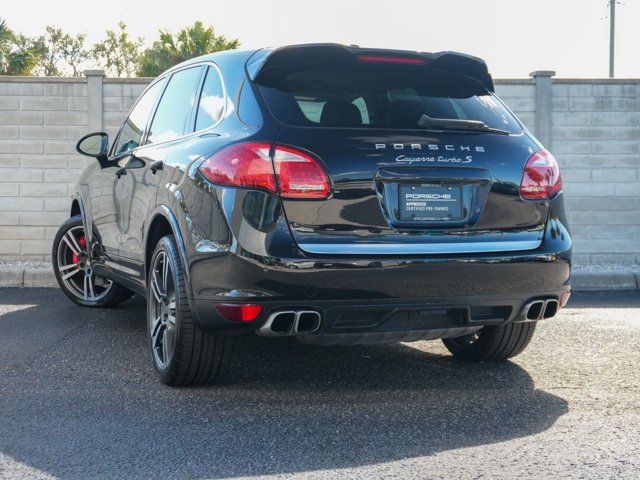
[258,311,296,336]
[525,300,545,320]
[543,299,559,319]
[257,310,321,336]
[294,311,321,334]
[522,298,560,321]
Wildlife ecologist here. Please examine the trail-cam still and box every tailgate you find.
[275,127,547,255]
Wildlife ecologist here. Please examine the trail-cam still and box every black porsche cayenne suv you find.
[52,44,571,385]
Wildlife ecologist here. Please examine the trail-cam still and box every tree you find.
[35,26,64,76]
[92,21,143,77]
[137,22,240,77]
[32,26,90,77]
[60,32,90,76]
[0,19,41,75]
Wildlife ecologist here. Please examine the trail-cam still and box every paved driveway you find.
[0,288,639,479]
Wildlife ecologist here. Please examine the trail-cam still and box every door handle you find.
[115,167,127,178]
[150,161,164,174]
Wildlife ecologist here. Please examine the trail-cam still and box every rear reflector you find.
[520,149,563,200]
[215,303,263,322]
[358,55,427,65]
[198,142,331,199]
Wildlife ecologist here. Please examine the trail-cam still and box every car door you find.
[86,154,128,258]
[117,65,206,272]
[100,78,166,264]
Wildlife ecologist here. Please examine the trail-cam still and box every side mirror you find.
[76,132,109,163]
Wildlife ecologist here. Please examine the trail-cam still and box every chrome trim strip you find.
[297,240,542,255]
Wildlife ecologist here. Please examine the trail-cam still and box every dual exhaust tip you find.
[523,298,559,321]
[259,300,557,334]
[258,310,321,337]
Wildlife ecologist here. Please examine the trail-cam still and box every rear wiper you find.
[418,114,511,135]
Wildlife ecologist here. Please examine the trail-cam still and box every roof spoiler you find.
[246,43,494,92]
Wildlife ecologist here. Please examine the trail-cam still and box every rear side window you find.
[195,66,225,130]
[147,66,204,144]
[114,80,165,155]
[237,79,263,127]
[256,62,521,132]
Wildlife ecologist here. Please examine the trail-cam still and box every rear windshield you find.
[255,62,521,133]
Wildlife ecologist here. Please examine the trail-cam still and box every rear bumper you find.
[202,290,564,336]
[190,245,571,331]
[186,190,571,333]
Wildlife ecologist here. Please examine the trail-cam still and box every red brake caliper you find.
[72,235,87,264]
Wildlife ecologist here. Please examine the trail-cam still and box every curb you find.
[1,267,639,291]
[0,268,58,288]
[570,271,638,291]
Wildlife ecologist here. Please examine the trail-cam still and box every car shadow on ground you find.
[0,289,568,479]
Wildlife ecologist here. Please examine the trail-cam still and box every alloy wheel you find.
[56,225,112,302]
[148,251,177,370]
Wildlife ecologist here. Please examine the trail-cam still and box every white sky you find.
[3,0,639,78]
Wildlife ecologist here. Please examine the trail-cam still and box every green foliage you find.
[0,19,41,75]
[137,21,240,77]
[92,21,144,77]
[34,27,63,76]
[0,19,240,77]
[33,26,90,76]
[60,32,90,77]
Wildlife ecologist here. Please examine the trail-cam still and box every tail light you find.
[198,142,331,199]
[520,149,562,200]
[272,145,331,198]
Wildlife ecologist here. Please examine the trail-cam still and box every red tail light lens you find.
[272,145,331,199]
[198,142,276,192]
[520,149,562,200]
[198,142,331,199]
[215,303,263,322]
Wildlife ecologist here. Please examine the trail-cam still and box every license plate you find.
[399,184,463,222]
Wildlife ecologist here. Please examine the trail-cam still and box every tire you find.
[442,322,536,362]
[147,235,235,386]
[52,215,134,308]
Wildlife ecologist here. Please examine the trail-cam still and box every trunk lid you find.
[274,127,546,254]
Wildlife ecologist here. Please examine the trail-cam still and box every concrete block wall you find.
[483,74,639,266]
[549,80,640,265]
[0,74,150,259]
[0,77,88,258]
[0,70,639,264]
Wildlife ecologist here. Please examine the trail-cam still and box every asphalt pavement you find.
[0,288,639,479]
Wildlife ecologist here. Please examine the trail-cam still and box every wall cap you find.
[103,77,154,84]
[83,69,106,77]
[529,70,556,78]
[0,75,85,83]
